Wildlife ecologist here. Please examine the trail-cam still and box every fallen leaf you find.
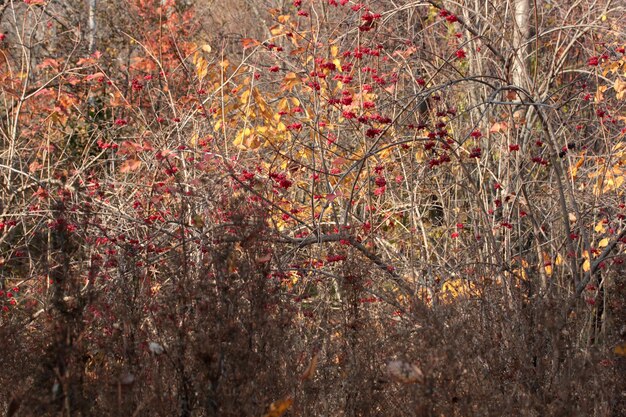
[385,360,424,384]
[263,396,293,417]
[148,342,164,355]
[300,352,319,380]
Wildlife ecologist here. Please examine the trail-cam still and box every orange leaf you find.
[263,396,293,417]
[282,72,301,92]
[615,343,626,356]
[242,38,260,49]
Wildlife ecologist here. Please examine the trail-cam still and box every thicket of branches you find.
[0,0,625,416]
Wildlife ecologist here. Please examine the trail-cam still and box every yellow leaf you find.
[201,44,212,53]
[582,258,590,272]
[233,127,253,149]
[544,264,553,276]
[615,78,626,100]
[594,220,606,233]
[555,253,564,266]
[282,72,301,91]
[189,132,198,147]
[263,396,293,417]
[569,156,585,179]
[240,89,251,104]
[252,88,274,121]
[441,278,476,300]
[602,174,624,193]
[595,85,607,103]
[269,24,283,36]
[333,58,342,72]
[277,98,290,113]
[598,238,609,248]
[195,55,208,80]
[330,44,339,58]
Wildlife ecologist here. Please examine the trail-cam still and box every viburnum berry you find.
[469,147,481,158]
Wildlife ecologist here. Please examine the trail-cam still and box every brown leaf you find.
[300,352,319,380]
[119,158,141,173]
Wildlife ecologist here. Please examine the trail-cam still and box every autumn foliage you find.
[0,0,625,416]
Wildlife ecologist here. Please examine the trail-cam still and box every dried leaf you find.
[489,121,509,133]
[282,72,301,92]
[242,38,260,49]
[148,342,164,355]
[119,372,136,385]
[29,160,43,172]
[191,214,205,229]
[582,258,591,272]
[300,352,319,380]
[263,396,293,417]
[615,78,626,100]
[385,360,424,384]
[256,254,272,263]
[119,158,141,173]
